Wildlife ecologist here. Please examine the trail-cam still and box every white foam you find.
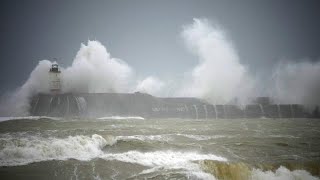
[101,150,226,179]
[0,134,108,166]
[268,135,300,139]
[177,134,212,141]
[177,134,234,141]
[251,166,319,180]
[135,76,165,96]
[97,116,145,120]
[0,116,61,122]
[117,134,172,142]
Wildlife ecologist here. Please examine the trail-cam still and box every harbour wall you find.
[29,93,318,118]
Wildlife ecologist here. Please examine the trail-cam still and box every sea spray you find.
[62,41,133,93]
[135,76,165,96]
[1,19,320,117]
[271,60,320,105]
[0,41,133,116]
[251,166,319,180]
[0,60,52,116]
[178,18,255,105]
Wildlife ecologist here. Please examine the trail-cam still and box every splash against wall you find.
[0,18,319,116]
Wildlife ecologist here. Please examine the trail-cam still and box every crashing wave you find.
[101,150,227,179]
[252,166,319,180]
[200,160,319,180]
[0,134,109,166]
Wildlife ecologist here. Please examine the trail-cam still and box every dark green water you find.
[0,117,319,180]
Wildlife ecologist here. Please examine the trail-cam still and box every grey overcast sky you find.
[1,0,320,94]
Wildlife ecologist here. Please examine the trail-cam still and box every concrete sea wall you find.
[29,93,317,118]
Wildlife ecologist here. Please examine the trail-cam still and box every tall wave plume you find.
[1,18,319,116]
[0,60,52,116]
[0,41,133,116]
[62,41,133,93]
[178,18,320,106]
[178,18,255,105]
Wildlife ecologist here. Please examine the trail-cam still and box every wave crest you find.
[0,134,108,166]
[200,160,320,180]
[97,116,145,120]
[0,116,61,123]
[101,150,227,179]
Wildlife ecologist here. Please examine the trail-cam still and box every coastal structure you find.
[30,92,315,118]
[49,63,61,94]
[28,64,318,118]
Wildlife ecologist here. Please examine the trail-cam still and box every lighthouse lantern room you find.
[49,63,61,94]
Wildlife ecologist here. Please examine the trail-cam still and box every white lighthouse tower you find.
[49,63,61,94]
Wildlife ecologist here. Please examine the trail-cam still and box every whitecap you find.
[117,134,172,142]
[0,134,108,166]
[251,166,319,180]
[101,150,227,179]
[97,116,144,120]
[0,116,61,122]
[176,134,234,141]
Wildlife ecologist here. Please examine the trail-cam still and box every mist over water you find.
[178,19,320,106]
[0,18,319,116]
[0,60,52,116]
[0,18,319,180]
[271,60,320,105]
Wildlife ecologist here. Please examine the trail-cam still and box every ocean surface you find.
[0,116,319,180]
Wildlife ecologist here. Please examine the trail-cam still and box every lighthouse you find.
[49,63,61,94]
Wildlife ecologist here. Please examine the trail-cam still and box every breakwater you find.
[29,92,318,118]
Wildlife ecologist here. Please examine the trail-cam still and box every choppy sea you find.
[0,116,319,180]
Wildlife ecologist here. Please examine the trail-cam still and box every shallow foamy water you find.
[0,117,319,180]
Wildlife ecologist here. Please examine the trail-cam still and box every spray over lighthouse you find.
[27,40,317,118]
[27,60,312,118]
